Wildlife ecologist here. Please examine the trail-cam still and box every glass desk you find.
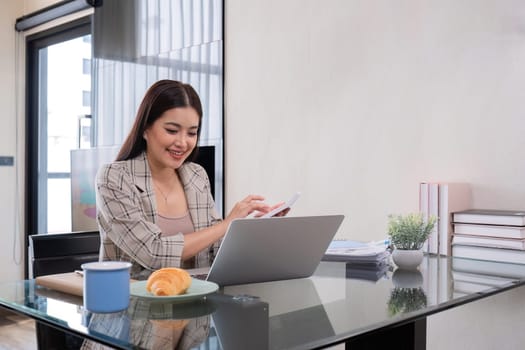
[1,256,525,350]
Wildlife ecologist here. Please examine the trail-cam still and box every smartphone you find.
[260,192,301,218]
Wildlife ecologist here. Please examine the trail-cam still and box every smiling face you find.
[144,106,200,170]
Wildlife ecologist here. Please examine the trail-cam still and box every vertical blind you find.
[92,0,223,211]
[92,0,223,148]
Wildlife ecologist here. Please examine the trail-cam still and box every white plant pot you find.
[392,249,424,270]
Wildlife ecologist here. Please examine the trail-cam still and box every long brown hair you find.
[116,80,203,161]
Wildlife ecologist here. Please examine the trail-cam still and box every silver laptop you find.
[193,215,344,286]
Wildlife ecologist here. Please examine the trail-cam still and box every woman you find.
[96,80,276,279]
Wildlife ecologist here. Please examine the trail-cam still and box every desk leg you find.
[35,321,84,350]
[345,318,426,350]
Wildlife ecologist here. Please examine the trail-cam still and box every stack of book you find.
[419,182,471,255]
[451,256,525,297]
[451,209,525,264]
[323,240,390,282]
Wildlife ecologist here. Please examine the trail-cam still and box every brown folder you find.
[35,272,84,296]
[35,272,138,297]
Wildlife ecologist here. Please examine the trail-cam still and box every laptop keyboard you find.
[187,267,211,280]
[192,273,208,280]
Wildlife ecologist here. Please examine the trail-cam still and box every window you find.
[26,17,92,234]
[25,1,224,237]
[82,58,91,75]
[82,90,91,107]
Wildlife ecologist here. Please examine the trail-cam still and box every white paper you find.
[261,192,301,218]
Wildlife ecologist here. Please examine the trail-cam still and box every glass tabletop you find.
[0,256,524,350]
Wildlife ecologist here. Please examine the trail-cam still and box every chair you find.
[28,231,101,350]
[29,231,101,278]
[194,145,216,199]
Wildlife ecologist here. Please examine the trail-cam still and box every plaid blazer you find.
[96,152,222,279]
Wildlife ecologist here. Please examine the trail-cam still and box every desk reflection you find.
[223,277,334,349]
[208,293,269,350]
[81,297,213,350]
[388,269,427,316]
[79,293,272,350]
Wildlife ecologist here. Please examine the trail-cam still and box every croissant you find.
[146,267,192,296]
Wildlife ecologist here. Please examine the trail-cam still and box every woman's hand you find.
[224,195,271,223]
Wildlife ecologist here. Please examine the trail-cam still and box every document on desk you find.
[323,240,390,263]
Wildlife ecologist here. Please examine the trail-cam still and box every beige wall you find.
[225,0,525,349]
[225,0,525,240]
[23,0,62,15]
[0,1,24,283]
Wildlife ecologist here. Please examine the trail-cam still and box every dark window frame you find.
[25,16,92,277]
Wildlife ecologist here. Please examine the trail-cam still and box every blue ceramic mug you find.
[81,261,132,313]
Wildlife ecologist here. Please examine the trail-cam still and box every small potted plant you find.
[387,213,437,269]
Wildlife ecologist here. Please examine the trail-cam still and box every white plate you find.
[130,278,219,302]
